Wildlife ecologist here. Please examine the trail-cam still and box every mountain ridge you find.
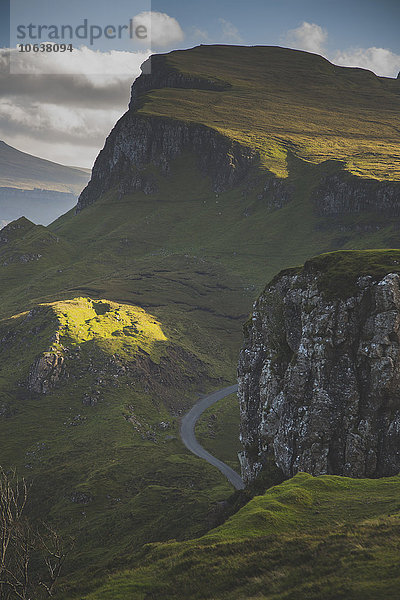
[0,140,91,225]
[0,140,90,192]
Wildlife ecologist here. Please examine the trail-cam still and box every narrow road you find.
[180,384,245,490]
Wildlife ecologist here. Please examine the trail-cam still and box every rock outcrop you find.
[128,53,231,110]
[76,55,257,211]
[28,351,65,394]
[76,114,258,211]
[238,254,400,484]
[313,173,400,216]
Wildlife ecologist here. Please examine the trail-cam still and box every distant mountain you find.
[0,141,90,225]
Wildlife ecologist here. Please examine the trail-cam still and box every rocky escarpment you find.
[238,254,400,484]
[241,176,293,215]
[75,44,400,246]
[76,54,258,212]
[128,53,231,110]
[76,114,258,211]
[313,173,400,216]
[27,330,65,394]
[28,351,65,394]
[76,49,400,220]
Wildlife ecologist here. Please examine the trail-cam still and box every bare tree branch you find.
[0,466,72,599]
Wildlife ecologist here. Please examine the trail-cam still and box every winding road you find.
[180,384,245,490]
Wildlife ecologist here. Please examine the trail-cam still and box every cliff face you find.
[238,259,400,484]
[28,350,65,394]
[76,56,256,211]
[314,174,400,216]
[76,114,258,211]
[77,49,400,222]
[128,54,231,110]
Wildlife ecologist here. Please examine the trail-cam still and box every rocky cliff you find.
[313,173,400,216]
[76,114,258,211]
[76,47,400,228]
[76,55,257,211]
[28,350,65,394]
[128,53,231,110]
[238,251,400,484]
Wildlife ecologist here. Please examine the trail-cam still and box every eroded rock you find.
[28,351,64,394]
[239,265,400,483]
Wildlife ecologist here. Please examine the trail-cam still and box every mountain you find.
[0,141,90,225]
[1,45,400,597]
[73,45,400,287]
[79,44,400,212]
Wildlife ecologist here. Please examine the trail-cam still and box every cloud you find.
[218,19,243,43]
[0,11,184,168]
[190,27,211,42]
[0,46,151,167]
[131,11,184,48]
[283,22,400,78]
[0,100,122,146]
[285,21,328,55]
[333,47,400,78]
[6,44,150,79]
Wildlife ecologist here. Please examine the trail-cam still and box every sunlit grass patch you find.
[47,297,168,361]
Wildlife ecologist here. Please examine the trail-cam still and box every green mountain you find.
[127,45,400,181]
[1,45,400,597]
[0,141,90,225]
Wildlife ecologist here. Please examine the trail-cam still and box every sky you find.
[0,0,400,168]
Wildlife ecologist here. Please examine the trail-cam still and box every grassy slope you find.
[138,45,400,180]
[81,248,400,599]
[0,297,236,597]
[83,471,400,600]
[1,157,400,596]
[196,393,242,471]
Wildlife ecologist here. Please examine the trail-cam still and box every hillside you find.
[82,472,400,600]
[0,294,236,596]
[0,45,400,597]
[0,141,90,225]
[132,45,400,180]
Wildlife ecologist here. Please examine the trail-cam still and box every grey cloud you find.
[0,47,149,166]
[1,73,132,108]
[0,112,110,146]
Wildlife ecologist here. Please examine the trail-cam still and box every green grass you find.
[137,46,400,180]
[0,297,238,597]
[195,393,242,470]
[49,297,168,360]
[82,472,400,600]
[279,248,400,299]
[1,154,400,595]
